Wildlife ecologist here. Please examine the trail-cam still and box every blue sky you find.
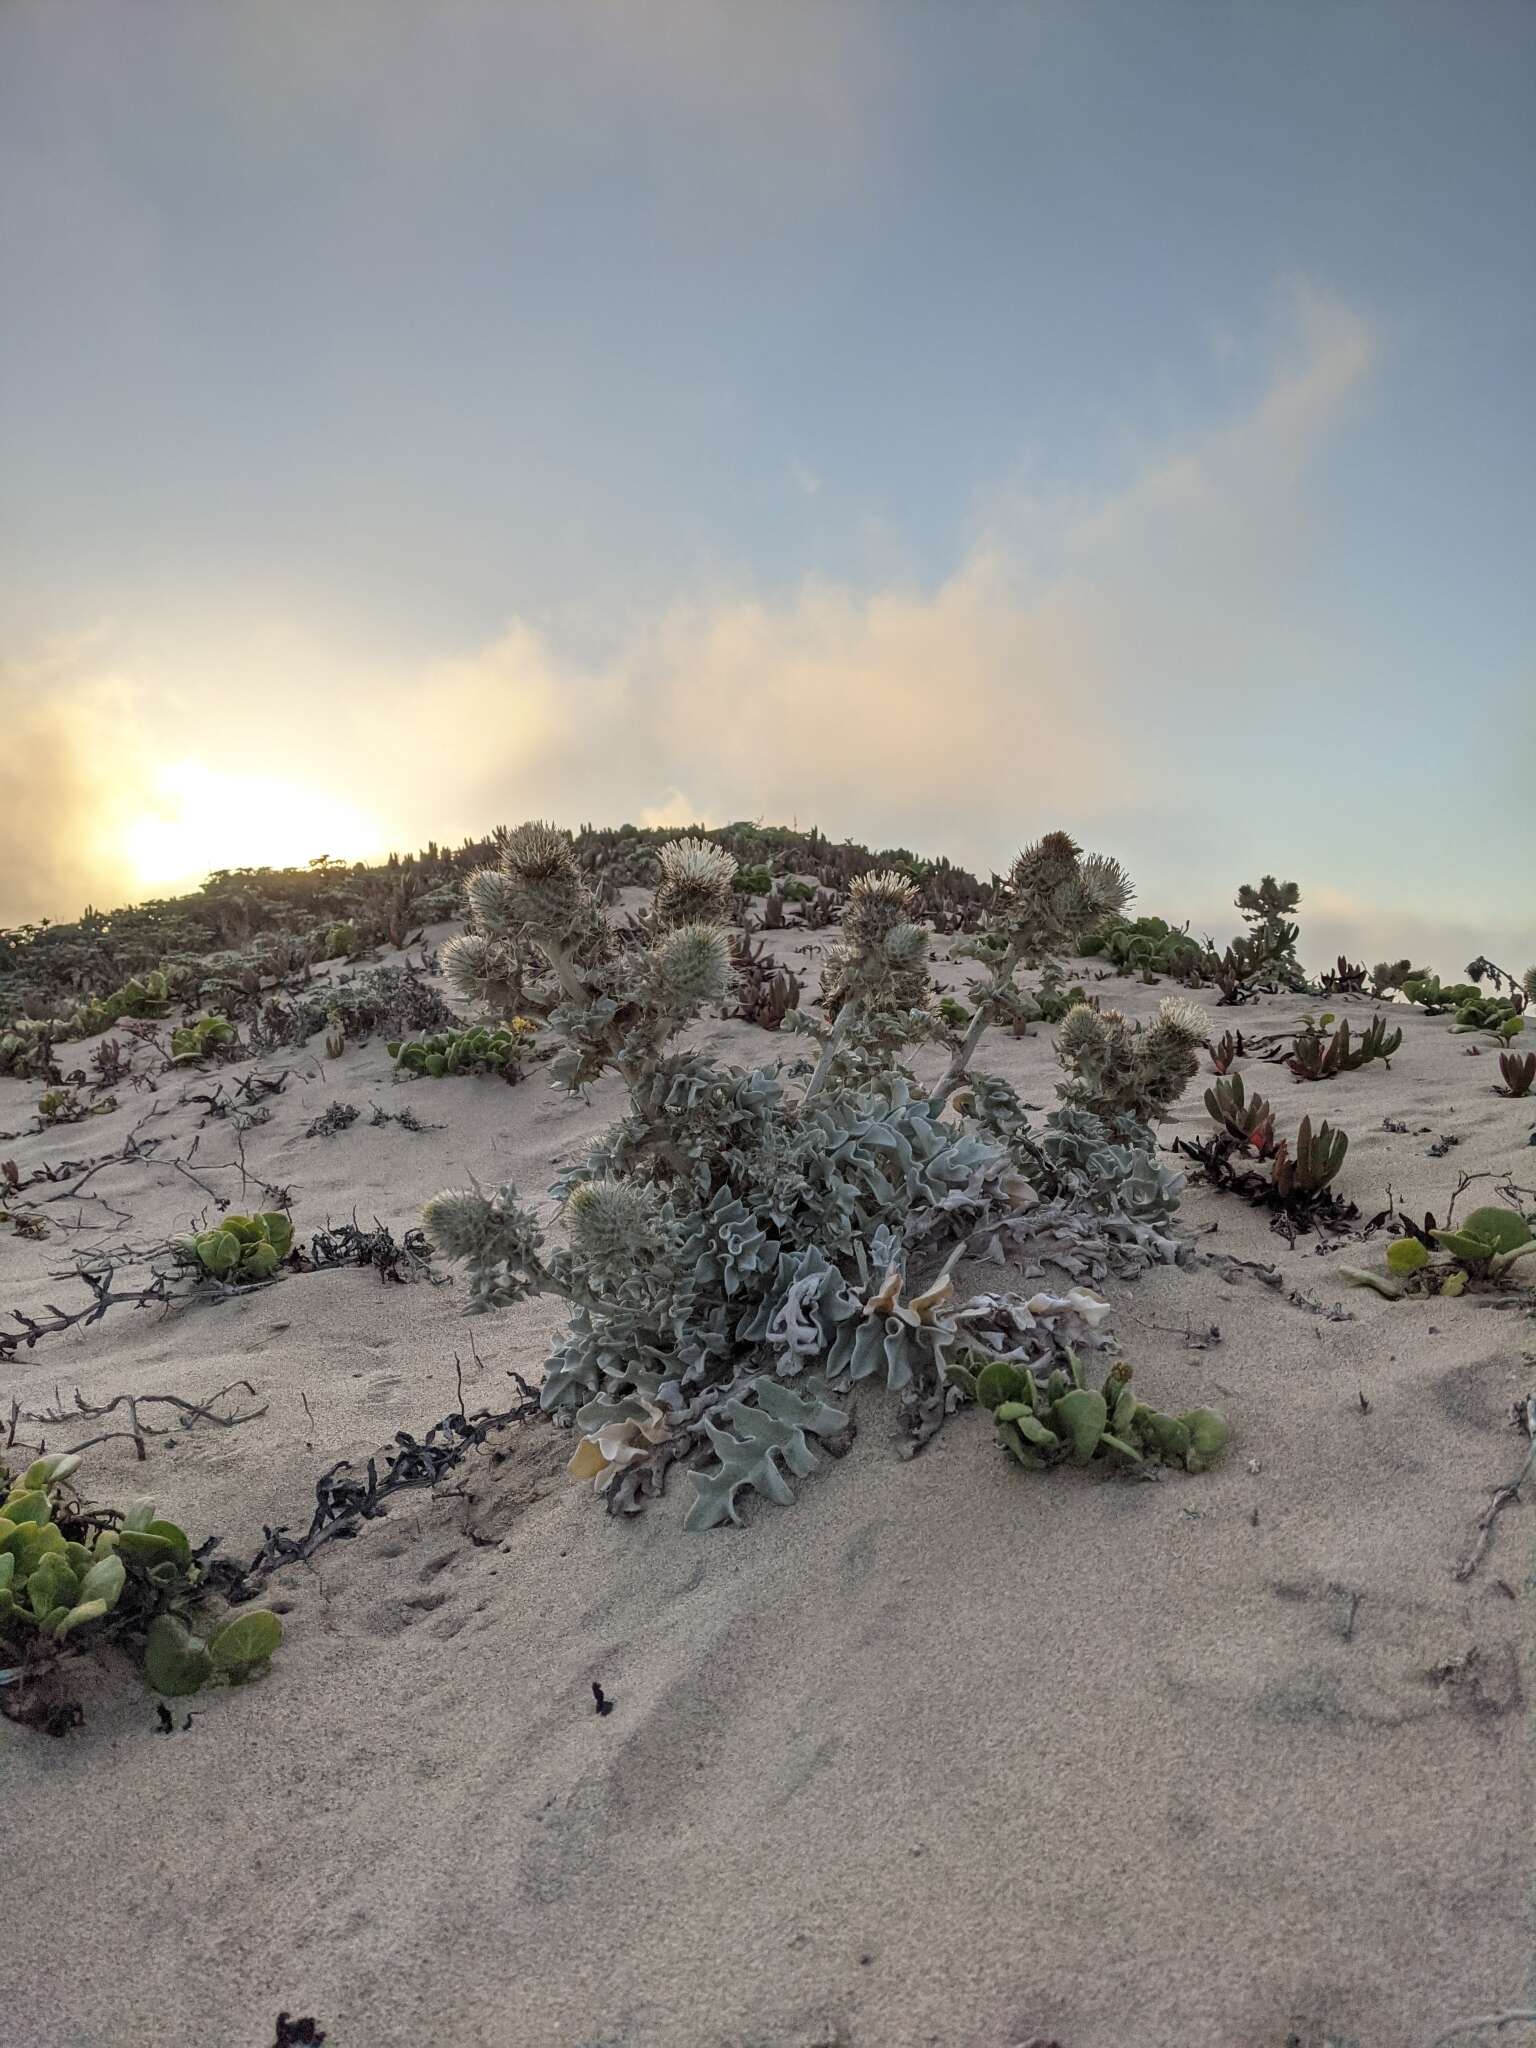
[1,1,1531,972]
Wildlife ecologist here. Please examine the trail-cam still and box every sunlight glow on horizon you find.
[121,761,388,896]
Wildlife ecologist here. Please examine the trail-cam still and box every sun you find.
[121,761,388,895]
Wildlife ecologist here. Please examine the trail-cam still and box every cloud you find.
[0,644,157,924]
[15,284,1491,978]
[321,282,1378,884]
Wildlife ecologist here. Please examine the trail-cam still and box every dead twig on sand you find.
[1454,1397,1536,1583]
[23,1380,267,1459]
[1429,2012,1536,2046]
[0,1265,182,1363]
[203,1373,543,1595]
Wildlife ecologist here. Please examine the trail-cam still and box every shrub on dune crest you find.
[424,824,1220,1529]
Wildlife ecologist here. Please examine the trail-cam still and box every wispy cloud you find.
[9,285,1509,978]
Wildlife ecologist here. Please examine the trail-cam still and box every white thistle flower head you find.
[649,923,732,1008]
[654,837,737,927]
[845,869,922,953]
[502,820,576,881]
[851,869,921,916]
[657,837,738,890]
[1153,995,1209,1046]
[1056,1002,1108,1058]
[465,866,521,935]
[1075,852,1135,921]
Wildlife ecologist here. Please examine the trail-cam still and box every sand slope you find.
[2,929,1533,2048]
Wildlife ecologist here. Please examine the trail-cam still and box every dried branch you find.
[204,1375,543,1594]
[1454,1398,1536,1583]
[23,1380,267,1460]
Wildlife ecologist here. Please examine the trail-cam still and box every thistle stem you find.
[539,938,590,1007]
[803,999,859,1102]
[929,938,1022,1110]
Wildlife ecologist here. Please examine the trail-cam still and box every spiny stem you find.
[803,999,859,1103]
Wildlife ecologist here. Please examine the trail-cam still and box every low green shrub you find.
[1400,974,1481,1016]
[389,1018,538,1080]
[963,1349,1228,1474]
[71,969,172,1037]
[1342,1207,1536,1299]
[171,1014,237,1061]
[36,1087,113,1127]
[1082,913,1204,978]
[175,1210,294,1281]
[0,1453,282,1719]
[0,1021,61,1081]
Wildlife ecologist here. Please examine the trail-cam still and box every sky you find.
[1,0,1532,976]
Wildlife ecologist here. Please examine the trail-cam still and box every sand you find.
[2,923,1533,2048]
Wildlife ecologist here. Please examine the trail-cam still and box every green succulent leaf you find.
[974,1360,1028,1412]
[54,1597,109,1638]
[208,1609,283,1678]
[1386,1238,1430,1275]
[143,1614,213,1697]
[1051,1388,1108,1464]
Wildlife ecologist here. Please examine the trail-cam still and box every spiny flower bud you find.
[421,1186,495,1260]
[465,866,521,935]
[503,820,576,880]
[1056,1003,1109,1059]
[844,869,922,953]
[566,1180,666,1265]
[499,821,585,941]
[1011,832,1083,896]
[422,1181,544,1270]
[881,921,929,968]
[648,923,732,1009]
[441,932,503,1006]
[654,837,738,928]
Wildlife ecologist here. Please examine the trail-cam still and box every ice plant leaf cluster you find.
[175,1211,294,1282]
[1,1454,283,1720]
[424,824,1209,1528]
[389,1019,537,1081]
[974,1351,1227,1474]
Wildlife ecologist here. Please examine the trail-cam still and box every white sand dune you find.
[3,926,1533,2048]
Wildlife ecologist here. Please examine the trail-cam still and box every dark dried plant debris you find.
[307,1218,438,1284]
[303,1101,359,1139]
[204,1374,543,1596]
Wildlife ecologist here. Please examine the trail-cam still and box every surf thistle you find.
[1003,833,1134,959]
[421,1182,547,1308]
[935,830,1137,1106]
[500,821,591,945]
[565,1181,670,1279]
[647,924,733,1010]
[808,872,937,1089]
[1055,995,1207,1128]
[425,820,1193,1530]
[653,836,738,929]
[441,931,521,1013]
